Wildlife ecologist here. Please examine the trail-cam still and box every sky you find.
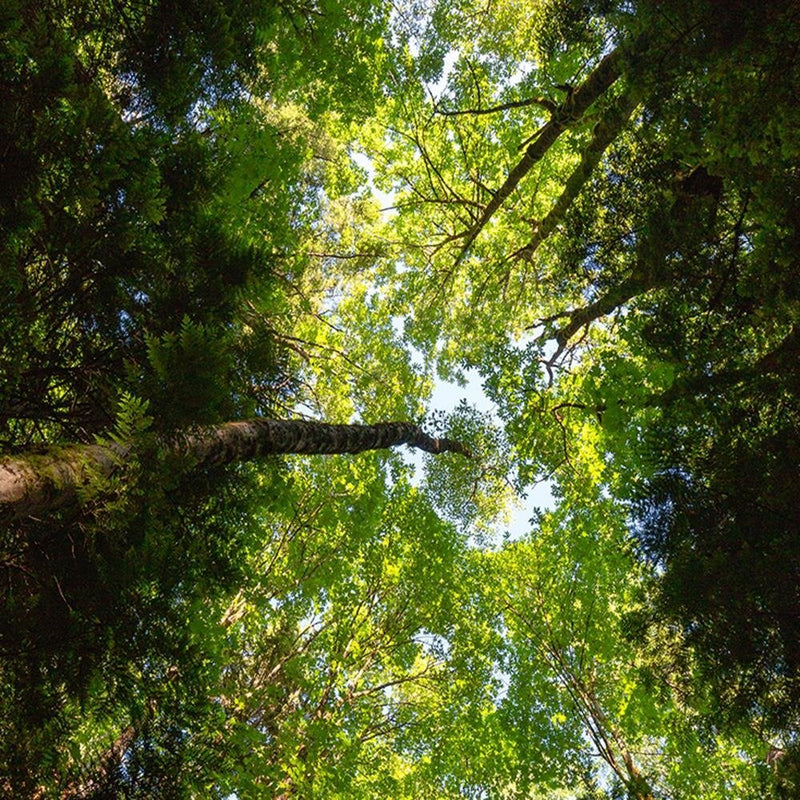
[429,368,555,542]
[351,47,556,541]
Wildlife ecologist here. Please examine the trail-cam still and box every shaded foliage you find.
[0,0,389,792]
[634,369,800,730]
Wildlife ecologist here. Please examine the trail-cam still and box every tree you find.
[347,0,800,751]
[0,417,470,520]
[4,0,800,794]
[632,357,800,734]
[0,0,402,791]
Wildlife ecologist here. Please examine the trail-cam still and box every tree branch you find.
[435,95,558,117]
[455,46,625,260]
[1,420,471,520]
[512,86,642,262]
[552,268,662,348]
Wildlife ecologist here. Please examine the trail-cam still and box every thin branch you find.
[436,95,558,117]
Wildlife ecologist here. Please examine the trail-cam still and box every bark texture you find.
[0,420,470,521]
[183,419,471,464]
[514,87,641,262]
[457,46,624,258]
[0,442,129,521]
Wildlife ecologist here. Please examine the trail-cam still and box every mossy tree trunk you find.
[0,419,470,521]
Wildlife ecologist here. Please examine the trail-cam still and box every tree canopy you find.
[2,0,800,796]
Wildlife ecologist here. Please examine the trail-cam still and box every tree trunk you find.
[514,87,641,262]
[0,419,470,521]
[457,46,625,258]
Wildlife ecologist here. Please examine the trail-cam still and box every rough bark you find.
[513,87,641,262]
[553,269,661,347]
[0,420,470,521]
[457,46,625,258]
[0,442,130,521]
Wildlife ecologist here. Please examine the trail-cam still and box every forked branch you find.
[455,47,625,260]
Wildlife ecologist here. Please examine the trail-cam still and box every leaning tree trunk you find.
[0,419,470,521]
[456,45,625,258]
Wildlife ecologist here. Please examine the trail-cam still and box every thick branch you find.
[0,420,471,521]
[513,87,641,261]
[456,47,624,258]
[549,160,724,349]
[184,419,472,462]
[0,442,129,520]
[553,269,662,348]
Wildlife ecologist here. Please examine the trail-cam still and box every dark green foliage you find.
[0,0,387,448]
[4,0,800,792]
[0,4,263,446]
[603,0,800,741]
[0,0,388,792]
[113,0,279,120]
[449,0,800,751]
[0,460,266,794]
[634,366,800,729]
